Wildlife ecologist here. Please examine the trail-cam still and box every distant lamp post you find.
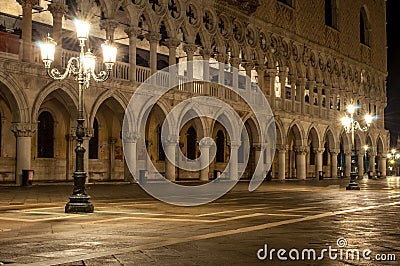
[387,149,399,176]
[341,104,374,190]
[39,19,117,213]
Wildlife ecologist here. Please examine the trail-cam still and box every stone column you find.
[199,138,213,182]
[229,142,240,180]
[109,137,117,180]
[253,143,264,179]
[325,85,331,117]
[279,71,287,109]
[48,2,67,67]
[277,145,286,180]
[255,66,265,93]
[125,26,140,82]
[314,148,324,177]
[231,57,241,100]
[146,32,161,74]
[290,75,297,112]
[344,151,351,178]
[294,146,307,180]
[265,69,276,109]
[216,54,226,87]
[317,83,323,117]
[379,155,387,177]
[369,153,376,173]
[123,132,138,182]
[309,81,315,111]
[297,78,307,115]
[357,151,364,178]
[165,38,180,66]
[330,149,338,178]
[11,123,36,186]
[17,0,38,62]
[183,43,197,93]
[243,62,254,90]
[200,48,213,94]
[100,19,119,41]
[165,136,178,181]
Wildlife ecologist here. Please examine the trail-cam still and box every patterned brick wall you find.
[255,0,387,73]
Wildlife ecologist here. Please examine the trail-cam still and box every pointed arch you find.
[0,72,29,122]
[360,6,371,46]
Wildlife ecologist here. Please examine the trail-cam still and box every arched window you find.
[186,126,197,160]
[157,125,165,161]
[216,130,225,163]
[278,0,294,8]
[38,111,54,158]
[325,0,338,29]
[360,7,370,46]
[89,118,99,159]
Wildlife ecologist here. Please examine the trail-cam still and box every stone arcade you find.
[0,0,389,184]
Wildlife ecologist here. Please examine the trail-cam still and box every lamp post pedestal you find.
[346,172,360,190]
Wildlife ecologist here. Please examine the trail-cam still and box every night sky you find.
[385,0,400,146]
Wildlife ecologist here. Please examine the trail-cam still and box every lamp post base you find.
[346,173,360,190]
[65,194,94,213]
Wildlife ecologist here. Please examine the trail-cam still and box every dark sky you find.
[385,0,400,145]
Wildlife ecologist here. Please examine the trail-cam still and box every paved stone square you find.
[0,178,399,265]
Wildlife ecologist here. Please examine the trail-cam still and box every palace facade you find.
[0,0,389,184]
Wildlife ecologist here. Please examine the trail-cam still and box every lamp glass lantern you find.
[40,35,56,68]
[74,19,90,41]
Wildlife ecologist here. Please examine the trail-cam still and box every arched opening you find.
[325,0,338,29]
[216,130,225,163]
[186,126,197,160]
[89,118,99,159]
[360,7,370,46]
[37,111,54,158]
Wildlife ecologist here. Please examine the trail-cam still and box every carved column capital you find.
[329,149,339,155]
[122,131,139,143]
[199,48,214,59]
[100,19,119,40]
[294,146,308,155]
[276,144,287,152]
[11,123,37,137]
[145,32,162,43]
[313,148,325,154]
[48,2,68,18]
[124,26,141,38]
[165,38,181,49]
[183,43,197,55]
[17,0,39,8]
[230,57,241,68]
[242,62,255,72]
[199,138,214,148]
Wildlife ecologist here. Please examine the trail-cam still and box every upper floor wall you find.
[253,0,387,73]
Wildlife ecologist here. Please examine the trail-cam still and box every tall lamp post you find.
[341,104,374,190]
[39,19,117,213]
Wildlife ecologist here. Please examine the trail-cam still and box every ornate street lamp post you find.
[341,104,374,190]
[39,19,117,213]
